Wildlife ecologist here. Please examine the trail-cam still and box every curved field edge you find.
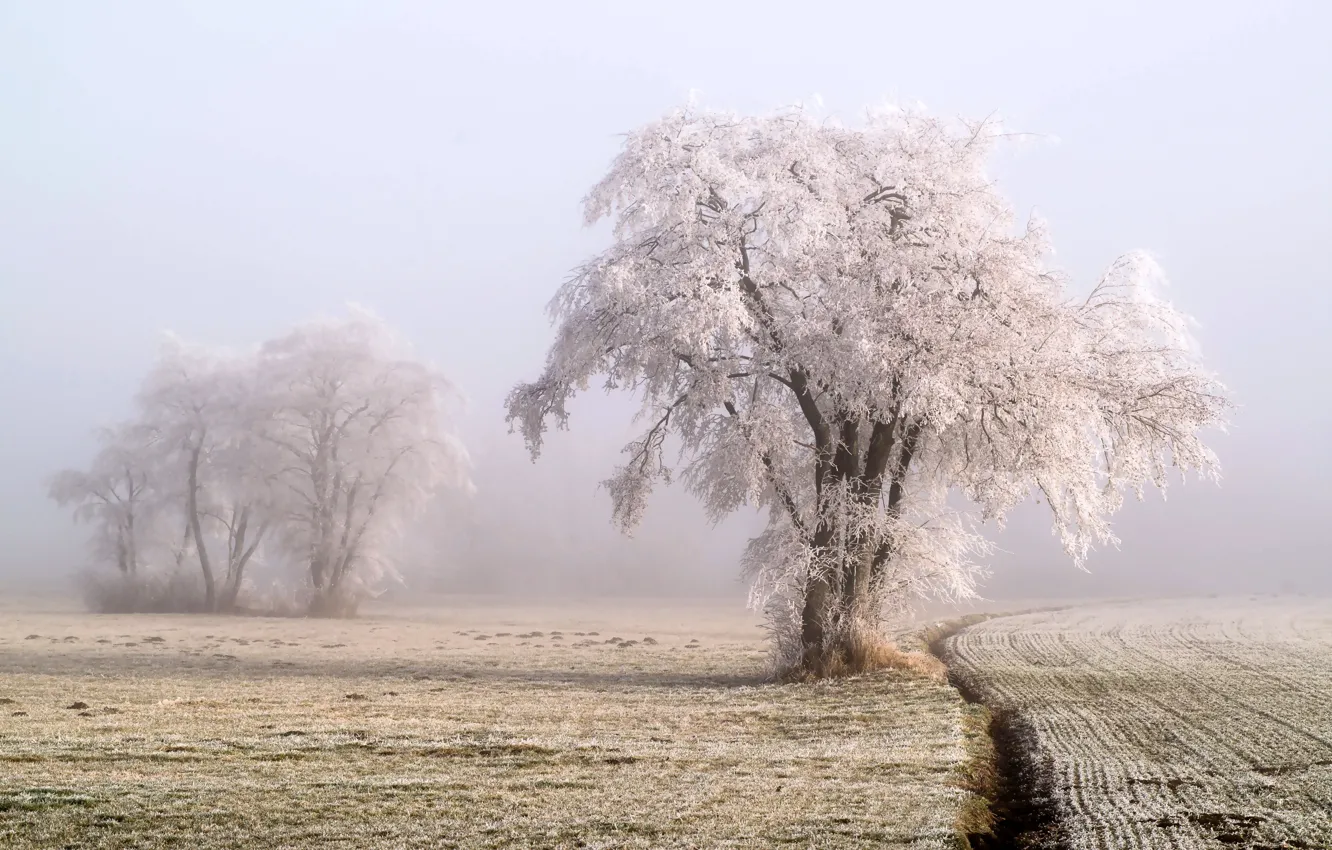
[3,604,994,849]
[937,599,1332,850]
[915,609,1076,849]
[916,614,1013,848]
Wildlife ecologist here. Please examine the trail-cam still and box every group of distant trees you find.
[53,100,1228,673]
[49,309,470,617]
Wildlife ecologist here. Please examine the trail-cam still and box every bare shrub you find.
[78,568,206,614]
[230,580,309,618]
[307,590,360,619]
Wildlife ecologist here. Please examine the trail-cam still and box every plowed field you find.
[944,598,1332,849]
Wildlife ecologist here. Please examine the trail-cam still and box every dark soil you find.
[929,626,1069,850]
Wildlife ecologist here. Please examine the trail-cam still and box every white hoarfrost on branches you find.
[50,309,471,616]
[255,310,472,616]
[136,337,251,611]
[506,102,1230,672]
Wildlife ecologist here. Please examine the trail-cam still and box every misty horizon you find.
[3,1,1329,604]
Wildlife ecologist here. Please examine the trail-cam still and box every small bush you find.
[78,568,206,614]
[231,581,309,618]
[306,590,360,619]
[77,569,367,619]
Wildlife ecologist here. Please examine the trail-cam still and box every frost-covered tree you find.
[136,339,286,612]
[202,365,282,612]
[256,309,471,616]
[49,424,153,575]
[507,103,1230,674]
[136,338,242,611]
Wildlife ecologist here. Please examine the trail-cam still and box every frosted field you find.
[0,597,987,849]
[945,598,1332,849]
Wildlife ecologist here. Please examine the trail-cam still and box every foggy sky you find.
[2,1,1329,600]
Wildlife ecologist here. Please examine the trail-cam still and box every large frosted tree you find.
[507,103,1229,674]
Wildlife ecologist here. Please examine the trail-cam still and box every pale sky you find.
[2,1,1328,599]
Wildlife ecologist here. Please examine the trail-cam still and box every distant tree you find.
[202,364,282,612]
[49,424,153,576]
[255,309,471,616]
[136,338,240,611]
[50,311,469,617]
[507,103,1230,675]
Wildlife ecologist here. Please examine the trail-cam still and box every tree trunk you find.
[799,517,837,668]
[786,399,919,677]
[799,573,832,667]
[221,515,266,613]
[799,535,882,675]
[125,510,137,575]
[220,557,243,612]
[186,443,216,612]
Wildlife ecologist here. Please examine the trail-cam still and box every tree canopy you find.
[507,103,1229,673]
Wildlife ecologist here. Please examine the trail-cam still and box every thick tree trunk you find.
[800,573,833,667]
[799,538,883,675]
[309,554,325,591]
[794,418,919,677]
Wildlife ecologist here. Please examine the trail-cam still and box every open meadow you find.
[943,597,1332,849]
[8,592,1328,848]
[0,596,990,849]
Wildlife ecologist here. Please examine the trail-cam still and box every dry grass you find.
[952,704,998,845]
[0,596,987,849]
[781,636,948,683]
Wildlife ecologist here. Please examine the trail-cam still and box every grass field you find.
[943,597,1332,849]
[0,596,988,849]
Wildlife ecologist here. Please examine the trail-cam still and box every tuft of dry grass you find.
[780,635,948,683]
